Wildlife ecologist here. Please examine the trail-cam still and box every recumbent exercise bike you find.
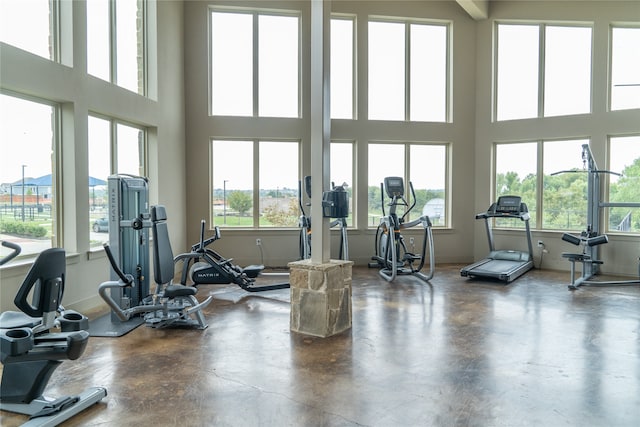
[0,241,107,425]
[368,177,435,283]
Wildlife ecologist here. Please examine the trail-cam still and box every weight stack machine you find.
[90,174,151,336]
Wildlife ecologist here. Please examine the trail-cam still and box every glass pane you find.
[0,94,56,257]
[368,143,404,226]
[88,116,111,247]
[116,123,144,176]
[495,142,538,228]
[259,15,299,118]
[330,142,353,225]
[410,24,447,122]
[115,0,144,94]
[259,141,299,227]
[611,27,640,111]
[212,140,253,227]
[544,26,592,117]
[496,24,539,121]
[211,12,253,116]
[608,135,640,232]
[331,18,354,119]
[410,145,446,226]
[543,139,589,230]
[368,21,405,121]
[0,0,53,60]
[87,0,110,81]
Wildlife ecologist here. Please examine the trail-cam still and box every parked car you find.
[93,218,109,233]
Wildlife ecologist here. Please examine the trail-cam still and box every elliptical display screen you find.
[384,177,404,198]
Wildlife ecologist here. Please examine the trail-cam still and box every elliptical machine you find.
[298,176,349,261]
[368,177,435,283]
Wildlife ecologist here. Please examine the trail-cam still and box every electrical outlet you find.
[256,238,261,246]
[537,240,544,247]
[409,237,415,245]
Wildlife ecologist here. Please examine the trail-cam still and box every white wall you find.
[0,0,187,312]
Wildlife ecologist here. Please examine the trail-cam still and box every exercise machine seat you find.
[0,248,102,405]
[151,205,197,298]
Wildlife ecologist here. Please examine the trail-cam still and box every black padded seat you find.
[151,205,198,296]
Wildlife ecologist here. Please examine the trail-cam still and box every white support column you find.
[310,0,331,264]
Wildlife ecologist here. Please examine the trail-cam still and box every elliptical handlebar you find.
[0,240,21,266]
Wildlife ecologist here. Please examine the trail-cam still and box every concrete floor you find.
[1,264,639,426]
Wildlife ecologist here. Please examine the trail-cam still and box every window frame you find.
[493,21,594,122]
[208,6,302,118]
[330,14,357,120]
[87,0,148,95]
[0,90,62,255]
[493,138,598,232]
[606,134,640,234]
[609,24,640,112]
[366,16,451,123]
[88,113,149,248]
[367,140,450,228]
[0,0,61,62]
[210,138,301,228]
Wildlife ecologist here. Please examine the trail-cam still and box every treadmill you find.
[461,195,534,283]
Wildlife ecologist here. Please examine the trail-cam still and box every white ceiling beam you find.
[455,0,489,20]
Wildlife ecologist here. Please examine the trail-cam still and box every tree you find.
[227,191,252,216]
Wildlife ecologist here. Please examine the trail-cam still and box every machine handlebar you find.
[102,243,134,286]
[0,240,22,266]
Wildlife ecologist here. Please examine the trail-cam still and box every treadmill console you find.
[384,177,404,198]
[495,195,522,214]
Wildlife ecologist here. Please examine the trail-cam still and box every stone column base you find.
[288,259,353,337]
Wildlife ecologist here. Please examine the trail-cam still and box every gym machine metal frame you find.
[556,144,640,289]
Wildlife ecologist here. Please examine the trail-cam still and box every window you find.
[610,27,640,111]
[210,10,300,118]
[0,93,59,257]
[87,0,146,94]
[211,140,299,227]
[495,142,537,227]
[542,139,588,230]
[608,135,640,233]
[494,139,590,231]
[88,116,147,247]
[368,19,449,122]
[0,0,56,61]
[495,23,592,121]
[368,142,449,227]
[330,141,354,225]
[331,17,355,120]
